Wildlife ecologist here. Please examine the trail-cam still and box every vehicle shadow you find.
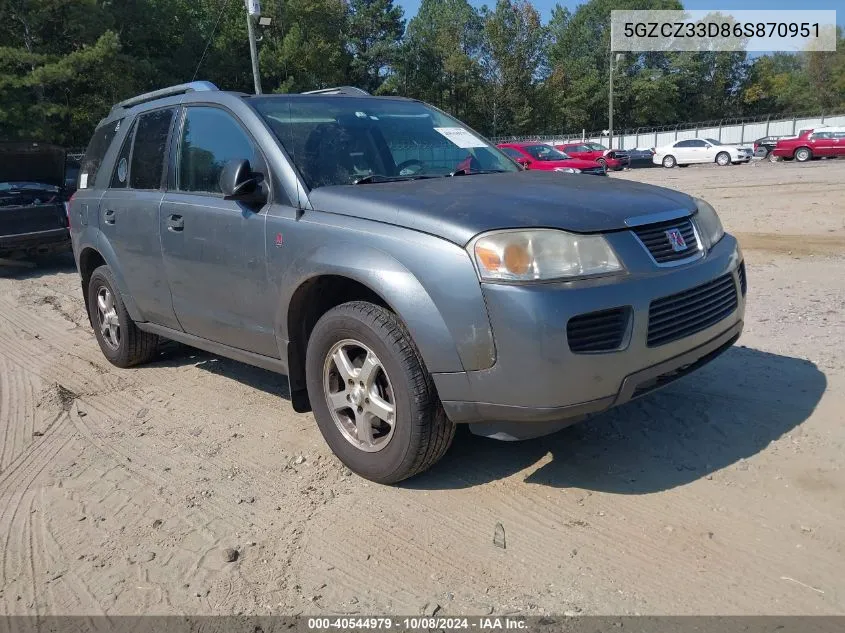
[148,343,292,400]
[0,252,76,279]
[407,346,826,493]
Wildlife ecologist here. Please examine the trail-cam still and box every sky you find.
[394,0,844,28]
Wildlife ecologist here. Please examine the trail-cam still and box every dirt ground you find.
[1,159,843,617]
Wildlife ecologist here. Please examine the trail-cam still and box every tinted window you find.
[110,121,136,189]
[80,119,122,188]
[834,132,845,139]
[522,145,569,161]
[500,147,524,160]
[689,140,707,147]
[675,140,693,147]
[811,131,831,139]
[177,107,258,194]
[130,108,175,190]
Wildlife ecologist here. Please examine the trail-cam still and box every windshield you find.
[522,145,569,161]
[251,96,517,188]
[704,138,723,146]
[587,143,607,151]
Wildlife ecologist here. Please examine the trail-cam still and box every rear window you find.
[80,119,122,189]
[130,108,176,190]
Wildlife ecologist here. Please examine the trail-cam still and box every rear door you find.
[159,104,277,356]
[672,140,694,162]
[97,107,181,329]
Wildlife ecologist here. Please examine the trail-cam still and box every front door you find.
[97,107,181,329]
[159,105,278,357]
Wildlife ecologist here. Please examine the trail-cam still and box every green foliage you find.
[0,0,842,146]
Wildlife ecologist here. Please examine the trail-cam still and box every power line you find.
[191,0,234,83]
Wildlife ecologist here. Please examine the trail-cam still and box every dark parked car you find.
[70,82,746,483]
[1,141,71,259]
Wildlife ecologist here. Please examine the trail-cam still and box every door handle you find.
[103,209,116,225]
[167,214,184,232]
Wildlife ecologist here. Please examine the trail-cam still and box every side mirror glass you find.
[220,158,266,204]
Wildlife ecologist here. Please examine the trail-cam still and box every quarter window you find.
[130,108,175,190]
[110,121,136,189]
[177,107,258,194]
[80,119,122,188]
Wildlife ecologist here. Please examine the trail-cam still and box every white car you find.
[653,138,753,168]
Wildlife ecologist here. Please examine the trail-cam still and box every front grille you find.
[647,274,738,347]
[737,260,747,296]
[632,217,700,264]
[567,307,630,353]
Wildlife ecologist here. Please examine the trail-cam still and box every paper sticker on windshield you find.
[434,127,487,148]
[79,173,88,189]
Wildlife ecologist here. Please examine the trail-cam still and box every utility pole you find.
[245,0,262,94]
[608,52,623,148]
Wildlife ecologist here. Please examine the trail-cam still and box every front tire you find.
[305,301,455,484]
[662,155,676,168]
[716,152,731,166]
[597,158,608,170]
[795,147,812,162]
[86,265,159,368]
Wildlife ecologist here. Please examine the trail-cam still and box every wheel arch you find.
[80,239,144,322]
[279,245,485,413]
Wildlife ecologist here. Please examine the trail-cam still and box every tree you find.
[481,0,546,136]
[347,0,405,93]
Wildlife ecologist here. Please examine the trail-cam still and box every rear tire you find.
[86,265,159,368]
[768,152,779,163]
[795,147,812,162]
[662,155,676,168]
[305,301,455,484]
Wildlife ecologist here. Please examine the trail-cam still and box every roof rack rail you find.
[111,81,219,113]
[301,86,371,96]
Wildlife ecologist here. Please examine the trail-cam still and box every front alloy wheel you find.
[716,152,731,166]
[323,339,396,452]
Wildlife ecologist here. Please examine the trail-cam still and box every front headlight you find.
[554,167,581,174]
[468,229,624,282]
[694,197,724,248]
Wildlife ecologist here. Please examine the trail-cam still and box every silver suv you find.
[69,82,747,483]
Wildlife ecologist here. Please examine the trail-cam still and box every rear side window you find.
[130,108,176,190]
[176,107,258,194]
[80,119,122,189]
[110,120,136,189]
[500,147,523,160]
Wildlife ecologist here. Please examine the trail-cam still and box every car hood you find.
[307,170,696,245]
[0,142,66,188]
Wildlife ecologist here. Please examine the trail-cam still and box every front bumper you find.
[433,234,745,426]
[0,228,70,256]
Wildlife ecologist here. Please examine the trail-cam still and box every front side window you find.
[177,107,258,194]
[131,108,175,190]
[587,143,607,151]
[251,96,517,188]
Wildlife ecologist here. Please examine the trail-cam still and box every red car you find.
[555,142,628,170]
[772,127,845,162]
[497,143,607,176]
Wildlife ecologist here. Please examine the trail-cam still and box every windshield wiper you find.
[353,174,439,185]
[448,168,507,177]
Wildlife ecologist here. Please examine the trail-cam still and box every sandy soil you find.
[1,159,843,616]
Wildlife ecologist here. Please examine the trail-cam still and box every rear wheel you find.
[662,155,676,168]
[795,147,812,162]
[305,301,455,484]
[716,152,731,166]
[768,152,779,163]
[86,265,159,367]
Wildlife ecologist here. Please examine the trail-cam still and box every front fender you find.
[275,233,496,376]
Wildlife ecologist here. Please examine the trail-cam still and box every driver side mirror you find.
[220,159,266,205]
